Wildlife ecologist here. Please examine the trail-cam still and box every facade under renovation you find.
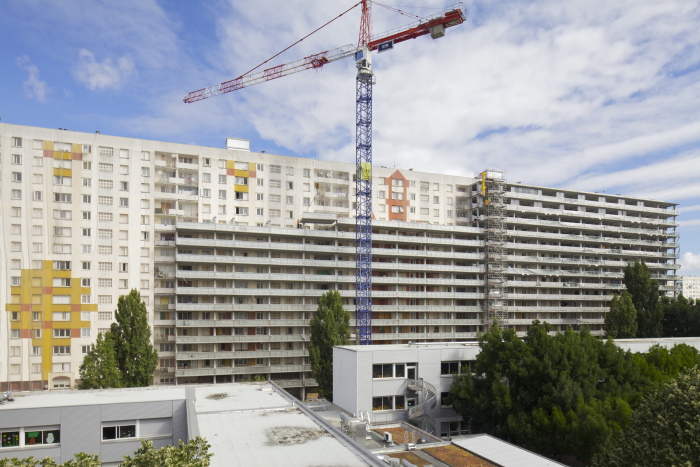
[0,123,680,396]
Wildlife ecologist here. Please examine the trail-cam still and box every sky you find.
[2,0,700,273]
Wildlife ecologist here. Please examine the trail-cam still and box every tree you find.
[0,453,101,467]
[661,294,697,337]
[624,261,662,337]
[79,331,122,389]
[308,290,350,401]
[604,292,637,339]
[448,321,700,463]
[109,289,159,387]
[121,437,212,467]
[593,367,700,467]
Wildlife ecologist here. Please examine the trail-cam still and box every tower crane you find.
[184,1,467,345]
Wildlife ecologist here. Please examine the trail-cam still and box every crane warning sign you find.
[360,162,372,180]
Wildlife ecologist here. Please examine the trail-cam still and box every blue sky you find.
[2,0,700,273]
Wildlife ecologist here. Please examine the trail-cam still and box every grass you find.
[386,452,432,466]
[374,427,420,444]
[424,445,496,467]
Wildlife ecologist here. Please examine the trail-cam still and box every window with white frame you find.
[372,395,406,411]
[102,424,136,441]
[81,311,91,321]
[53,346,70,355]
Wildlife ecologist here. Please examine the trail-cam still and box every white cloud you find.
[680,251,700,272]
[16,55,48,102]
[72,49,136,91]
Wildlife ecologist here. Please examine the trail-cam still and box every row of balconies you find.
[172,304,486,312]
[174,286,483,299]
[175,349,308,360]
[175,364,311,377]
[501,205,678,227]
[172,318,484,328]
[505,191,678,216]
[509,230,677,248]
[505,216,678,237]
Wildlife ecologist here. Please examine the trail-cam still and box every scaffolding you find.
[478,170,508,330]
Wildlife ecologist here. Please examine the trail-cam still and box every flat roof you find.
[0,385,186,410]
[453,434,568,467]
[192,383,379,467]
[336,342,480,353]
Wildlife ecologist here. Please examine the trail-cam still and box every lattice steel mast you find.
[479,170,508,329]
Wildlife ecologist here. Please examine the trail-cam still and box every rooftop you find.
[452,434,568,467]
[336,342,480,353]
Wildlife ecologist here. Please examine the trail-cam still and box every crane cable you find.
[235,1,363,80]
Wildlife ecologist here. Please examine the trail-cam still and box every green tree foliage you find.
[78,331,122,389]
[0,453,101,466]
[448,321,700,463]
[308,290,350,401]
[624,260,662,337]
[109,289,159,387]
[0,438,212,467]
[604,292,638,339]
[121,437,212,467]
[593,367,700,467]
[661,294,700,337]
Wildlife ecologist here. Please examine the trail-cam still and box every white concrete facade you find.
[680,275,700,300]
[0,123,680,394]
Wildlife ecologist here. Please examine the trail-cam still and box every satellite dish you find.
[158,170,163,176]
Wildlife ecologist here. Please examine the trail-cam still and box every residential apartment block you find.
[0,123,680,397]
[680,275,700,300]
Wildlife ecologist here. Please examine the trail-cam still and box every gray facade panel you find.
[60,404,101,464]
[171,400,188,444]
[2,446,61,462]
[0,408,60,429]
[140,418,172,438]
[356,352,373,415]
[332,348,357,415]
[371,349,418,364]
[372,379,409,397]
[101,401,172,422]
[100,439,143,463]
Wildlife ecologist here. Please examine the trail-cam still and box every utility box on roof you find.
[225,138,250,152]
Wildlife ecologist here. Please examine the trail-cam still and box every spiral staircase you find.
[407,378,437,435]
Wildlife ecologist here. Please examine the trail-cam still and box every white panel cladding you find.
[0,407,60,429]
[371,349,419,364]
[100,401,173,421]
[440,346,479,362]
[356,351,373,415]
[417,348,441,383]
[60,405,101,465]
[372,378,409,398]
[332,348,358,415]
[6,447,61,463]
[100,439,143,463]
[171,400,188,445]
[140,418,173,438]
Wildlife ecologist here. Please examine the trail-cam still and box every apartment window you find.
[53,261,71,270]
[141,151,150,161]
[53,244,71,254]
[141,215,150,225]
[82,228,92,237]
[141,230,149,240]
[12,153,22,164]
[447,197,453,205]
[286,181,293,190]
[119,197,129,207]
[12,172,22,182]
[256,193,264,201]
[99,179,113,189]
[372,364,395,378]
[33,225,42,236]
[219,175,227,184]
[420,208,429,215]
[256,208,264,216]
[203,158,210,167]
[99,262,112,271]
[257,179,264,187]
[82,178,92,187]
[219,205,227,215]
[433,183,439,191]
[140,263,149,273]
[218,190,227,199]
[447,210,453,218]
[10,346,21,357]
[11,276,21,286]
[81,328,91,337]
[119,279,128,288]
[53,346,70,355]
[441,361,460,375]
[33,156,43,167]
[303,197,310,206]
[379,204,385,213]
[119,165,129,175]
[218,160,226,168]
[287,210,293,219]
[141,167,150,177]
[11,189,22,199]
[269,209,281,217]
[286,196,293,204]
[11,329,21,339]
[235,207,248,216]
[82,346,90,354]
[81,311,91,321]
[81,245,91,254]
[372,396,406,411]
[99,146,113,157]
[140,280,149,289]
[98,295,112,304]
[99,163,113,172]
[31,346,42,356]
[433,209,439,217]
[83,195,92,204]
[54,329,70,338]
[32,208,42,218]
[120,263,128,273]
[391,206,404,213]
[99,196,113,205]
[11,224,21,235]
[11,207,21,217]
[201,188,210,198]
[82,261,91,270]
[119,247,128,256]
[102,425,136,441]
[377,190,385,199]
[33,174,43,184]
[117,214,128,224]
[83,161,92,170]
[120,181,129,191]
[141,247,149,257]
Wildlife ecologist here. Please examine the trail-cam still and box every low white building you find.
[333,342,479,437]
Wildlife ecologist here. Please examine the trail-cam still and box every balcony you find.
[175,334,307,343]
[175,364,311,377]
[175,349,308,360]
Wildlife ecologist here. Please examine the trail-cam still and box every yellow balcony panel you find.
[248,163,256,172]
[235,185,249,193]
[234,170,249,178]
[226,160,236,169]
[53,167,73,177]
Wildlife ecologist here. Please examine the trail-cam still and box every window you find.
[433,209,439,217]
[256,193,264,201]
[33,314,41,324]
[83,195,92,204]
[12,172,22,182]
[53,244,71,254]
[447,210,453,218]
[10,346,21,357]
[141,215,150,225]
[286,181,293,190]
[420,208,429,215]
[120,181,129,191]
[235,207,248,216]
[391,206,404,213]
[392,192,404,200]
[218,205,227,215]
[82,228,92,237]
[81,328,91,337]
[447,197,453,205]
[119,279,128,289]
[99,196,113,205]
[102,425,136,441]
[11,207,21,218]
[32,346,42,356]
[119,149,129,159]
[119,246,128,256]
[257,178,264,187]
[54,329,70,338]
[81,294,92,304]
[82,177,92,187]
[82,345,91,354]
[372,364,394,378]
[269,209,280,217]
[12,154,22,164]
[141,167,150,177]
[219,175,227,184]
[82,261,91,270]
[203,158,211,167]
[141,151,150,161]
[269,179,281,188]
[53,261,71,270]
[201,188,210,198]
[33,225,42,236]
[141,247,149,257]
[53,346,70,355]
[32,208,42,218]
[99,162,113,172]
[140,280,149,289]
[120,197,129,207]
[441,361,460,375]
[33,156,43,167]
[256,208,264,216]
[218,190,226,199]
[118,214,128,224]
[433,196,439,204]
[11,276,21,286]
[81,311,91,321]
[23,429,61,446]
[83,161,92,170]
[10,241,21,252]
[11,189,22,199]
[53,363,71,373]
[372,396,396,411]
